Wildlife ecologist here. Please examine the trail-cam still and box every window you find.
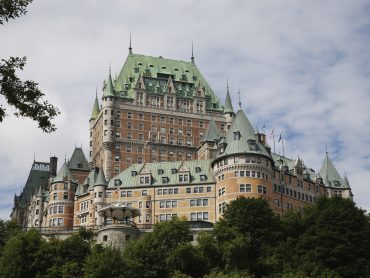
[200,175,207,181]
[63,192,68,200]
[186,187,191,194]
[126,145,132,153]
[127,112,132,119]
[98,192,103,198]
[142,190,148,196]
[218,202,226,214]
[207,186,212,192]
[115,155,120,162]
[64,183,68,190]
[138,113,143,120]
[274,199,280,207]
[240,184,251,192]
[146,201,150,208]
[53,192,57,200]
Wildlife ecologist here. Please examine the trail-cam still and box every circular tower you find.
[212,109,274,219]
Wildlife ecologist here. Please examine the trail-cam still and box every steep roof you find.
[108,160,213,188]
[94,168,107,187]
[202,119,222,143]
[223,109,270,157]
[68,147,89,171]
[90,93,100,120]
[103,70,116,98]
[223,89,234,114]
[111,53,223,111]
[19,162,50,206]
[319,153,348,188]
[53,162,74,183]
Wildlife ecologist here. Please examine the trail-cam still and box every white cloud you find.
[1,0,370,219]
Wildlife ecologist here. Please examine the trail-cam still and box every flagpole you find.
[273,132,275,153]
[282,136,285,158]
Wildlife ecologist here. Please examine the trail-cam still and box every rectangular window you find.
[58,206,63,213]
[142,190,147,196]
[63,192,68,200]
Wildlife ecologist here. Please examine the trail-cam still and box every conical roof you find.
[53,162,73,183]
[94,168,107,187]
[202,119,221,143]
[319,153,346,188]
[224,89,234,114]
[90,93,100,120]
[68,147,89,171]
[36,186,43,198]
[223,109,270,157]
[103,70,115,98]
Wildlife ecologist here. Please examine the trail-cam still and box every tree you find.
[0,219,20,254]
[123,217,192,278]
[0,228,44,278]
[208,197,281,277]
[84,244,126,278]
[281,197,370,278]
[0,0,60,132]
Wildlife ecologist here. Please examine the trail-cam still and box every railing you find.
[22,225,102,234]
[103,218,137,228]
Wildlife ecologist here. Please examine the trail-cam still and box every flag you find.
[261,124,265,133]
[270,128,274,139]
[278,132,283,142]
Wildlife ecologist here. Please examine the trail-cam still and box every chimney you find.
[50,156,58,177]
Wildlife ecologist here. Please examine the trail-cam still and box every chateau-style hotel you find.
[11,44,352,246]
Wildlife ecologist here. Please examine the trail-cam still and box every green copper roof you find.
[103,70,116,98]
[53,162,73,183]
[68,148,89,171]
[319,153,348,188]
[111,53,223,111]
[94,168,107,187]
[19,162,50,206]
[223,109,270,157]
[202,119,221,143]
[108,160,213,188]
[223,89,234,114]
[90,93,100,120]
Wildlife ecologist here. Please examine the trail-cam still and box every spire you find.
[319,152,345,187]
[202,119,222,143]
[129,32,132,54]
[103,67,116,98]
[223,79,234,114]
[94,168,107,187]
[90,88,100,120]
[191,41,194,63]
[53,162,73,183]
[237,89,242,110]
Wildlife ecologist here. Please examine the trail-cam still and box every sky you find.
[1,0,370,219]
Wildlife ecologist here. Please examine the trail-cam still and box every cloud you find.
[0,0,369,219]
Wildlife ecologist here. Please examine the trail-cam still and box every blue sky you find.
[1,0,370,219]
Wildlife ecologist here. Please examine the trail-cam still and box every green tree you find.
[283,197,370,278]
[84,244,126,278]
[0,219,20,254]
[206,197,281,277]
[0,0,60,132]
[123,217,192,278]
[0,229,44,278]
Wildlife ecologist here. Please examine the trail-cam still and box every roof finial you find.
[191,41,194,63]
[226,76,229,93]
[33,151,35,162]
[238,89,241,109]
[95,86,98,99]
[129,32,132,54]
[325,144,328,156]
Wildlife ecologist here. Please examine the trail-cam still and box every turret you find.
[101,68,116,180]
[198,119,222,160]
[49,156,58,177]
[223,81,234,131]
[93,168,107,226]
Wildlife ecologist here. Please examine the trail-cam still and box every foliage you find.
[0,0,60,132]
[0,0,32,24]
[0,220,20,253]
[0,197,369,277]
[84,244,126,278]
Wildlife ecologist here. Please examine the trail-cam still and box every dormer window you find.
[131,171,137,177]
[179,174,189,183]
[234,131,241,140]
[248,139,257,151]
[158,169,164,175]
[140,176,150,185]
[195,167,201,173]
[171,169,177,174]
[333,180,340,187]
[200,175,207,181]
[162,177,169,184]
[114,179,122,186]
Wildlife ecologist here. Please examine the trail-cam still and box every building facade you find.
[11,47,353,244]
